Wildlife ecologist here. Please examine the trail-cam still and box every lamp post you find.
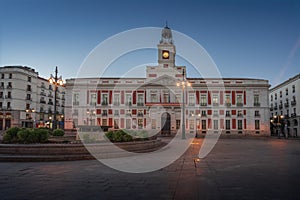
[48,66,63,130]
[176,69,191,139]
[273,115,284,138]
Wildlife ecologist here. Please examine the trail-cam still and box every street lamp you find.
[48,66,63,130]
[273,115,284,138]
[176,69,191,139]
[25,108,36,128]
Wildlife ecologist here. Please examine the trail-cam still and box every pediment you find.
[144,74,179,87]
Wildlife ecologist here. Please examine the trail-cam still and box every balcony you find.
[291,113,296,117]
[270,107,273,111]
[48,94,53,98]
[27,88,32,92]
[291,101,296,106]
[40,100,46,104]
[5,95,12,99]
[213,103,219,106]
[6,85,12,89]
[25,97,32,101]
[137,113,144,117]
[102,101,108,106]
[255,114,261,117]
[114,113,119,117]
[201,113,207,117]
[225,103,231,107]
[125,102,132,106]
[237,114,243,117]
[40,92,46,96]
[113,102,120,106]
[189,103,196,106]
[90,102,96,106]
[200,103,207,106]
[274,105,278,110]
[73,102,79,106]
[137,102,144,106]
[225,114,231,117]
[102,113,108,117]
[279,104,283,109]
[254,102,260,107]
[284,103,289,108]
[236,102,243,107]
[48,102,53,105]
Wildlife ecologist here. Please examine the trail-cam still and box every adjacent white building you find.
[64,26,270,136]
[0,66,65,130]
[269,74,300,137]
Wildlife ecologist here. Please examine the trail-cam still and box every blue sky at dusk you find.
[0,0,299,87]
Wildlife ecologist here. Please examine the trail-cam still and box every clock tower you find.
[157,25,176,68]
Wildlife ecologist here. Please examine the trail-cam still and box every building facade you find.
[65,26,270,136]
[0,66,65,130]
[269,74,300,137]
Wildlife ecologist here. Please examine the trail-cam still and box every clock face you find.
[162,50,169,59]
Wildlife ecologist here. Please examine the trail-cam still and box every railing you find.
[254,102,260,107]
[40,92,46,96]
[225,103,231,107]
[40,100,46,104]
[200,103,207,106]
[274,105,278,110]
[291,101,296,106]
[255,114,261,117]
[113,102,120,106]
[137,113,143,117]
[284,103,289,108]
[48,94,53,98]
[225,114,231,117]
[25,97,32,101]
[236,102,243,107]
[213,103,219,106]
[137,102,144,106]
[125,102,132,106]
[102,113,108,117]
[102,102,108,106]
[48,102,53,105]
[237,114,243,117]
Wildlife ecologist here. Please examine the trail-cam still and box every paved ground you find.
[1,138,300,200]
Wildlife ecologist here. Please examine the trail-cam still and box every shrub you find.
[3,127,21,143]
[105,129,134,142]
[3,127,49,144]
[52,129,65,136]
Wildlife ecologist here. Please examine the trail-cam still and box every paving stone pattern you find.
[1,138,300,200]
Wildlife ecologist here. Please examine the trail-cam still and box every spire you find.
[160,23,173,44]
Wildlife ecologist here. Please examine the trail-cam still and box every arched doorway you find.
[161,112,171,135]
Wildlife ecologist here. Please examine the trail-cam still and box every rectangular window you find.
[200,95,207,106]
[212,94,219,106]
[238,120,243,130]
[114,110,119,116]
[213,120,218,130]
[255,110,260,117]
[163,93,169,103]
[189,120,194,130]
[114,119,119,129]
[114,93,120,105]
[225,94,231,106]
[137,94,144,105]
[102,110,108,116]
[90,93,96,105]
[201,120,206,130]
[254,95,260,106]
[102,119,107,126]
[255,120,260,130]
[151,94,157,102]
[73,93,79,105]
[201,110,207,117]
[138,119,143,129]
[237,110,243,117]
[225,110,231,117]
[102,94,108,105]
[292,85,295,93]
[27,85,31,91]
[126,109,131,116]
[1,74,4,79]
[9,74,12,79]
[237,94,243,106]
[286,88,288,95]
[189,94,195,106]
[213,110,218,117]
[28,76,31,82]
[138,110,143,117]
[225,120,230,130]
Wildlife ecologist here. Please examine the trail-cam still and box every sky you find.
[0,0,299,87]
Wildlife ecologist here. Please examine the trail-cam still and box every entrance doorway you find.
[161,112,171,135]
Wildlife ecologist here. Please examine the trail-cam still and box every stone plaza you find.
[1,137,300,200]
